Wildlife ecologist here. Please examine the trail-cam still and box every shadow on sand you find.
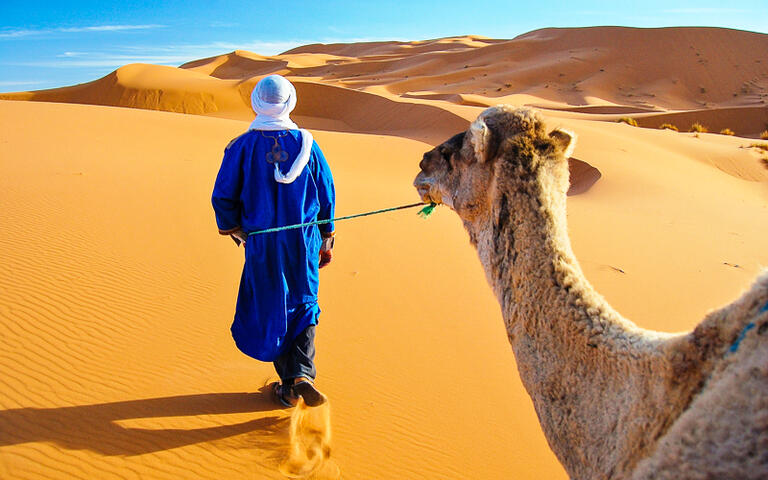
[0,386,289,456]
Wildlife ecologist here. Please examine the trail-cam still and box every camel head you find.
[414,105,576,224]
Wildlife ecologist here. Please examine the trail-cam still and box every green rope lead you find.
[247,201,438,236]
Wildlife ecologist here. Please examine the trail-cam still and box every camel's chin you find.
[415,187,437,205]
[420,191,451,209]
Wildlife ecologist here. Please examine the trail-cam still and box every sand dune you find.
[3,63,248,119]
[1,25,768,480]
[281,35,504,58]
[4,27,767,136]
[193,27,768,111]
[0,64,467,142]
[190,27,768,119]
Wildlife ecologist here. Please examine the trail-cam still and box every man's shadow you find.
[0,386,289,456]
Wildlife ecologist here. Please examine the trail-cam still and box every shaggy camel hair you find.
[414,105,768,480]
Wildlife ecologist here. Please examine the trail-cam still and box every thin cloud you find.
[8,43,294,68]
[209,21,239,28]
[15,56,199,68]
[0,24,164,39]
[59,24,164,32]
[3,36,405,70]
[118,40,307,56]
[116,37,399,57]
[662,8,748,14]
[0,80,47,87]
[0,29,39,38]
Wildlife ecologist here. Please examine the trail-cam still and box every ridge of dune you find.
[1,63,250,119]
[278,35,502,58]
[290,80,469,141]
[181,50,291,78]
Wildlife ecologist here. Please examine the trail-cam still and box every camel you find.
[413,105,768,480]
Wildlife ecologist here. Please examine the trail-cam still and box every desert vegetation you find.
[689,122,708,133]
[618,117,639,127]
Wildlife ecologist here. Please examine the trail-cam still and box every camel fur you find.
[413,105,768,479]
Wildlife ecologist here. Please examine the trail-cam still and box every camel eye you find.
[420,150,439,172]
[535,139,554,156]
[440,149,457,171]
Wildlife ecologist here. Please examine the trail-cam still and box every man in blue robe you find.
[212,75,335,407]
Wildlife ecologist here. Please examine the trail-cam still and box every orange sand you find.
[1,26,768,480]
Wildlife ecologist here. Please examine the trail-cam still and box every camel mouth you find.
[416,185,433,203]
[414,180,441,205]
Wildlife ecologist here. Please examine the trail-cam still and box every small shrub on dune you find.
[659,123,678,131]
[618,117,638,127]
[719,128,735,136]
[689,122,708,133]
[760,130,768,140]
[749,143,768,152]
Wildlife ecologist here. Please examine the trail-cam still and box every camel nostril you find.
[414,181,431,193]
[413,173,428,188]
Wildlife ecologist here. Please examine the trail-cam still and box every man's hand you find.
[319,233,334,268]
[230,229,248,247]
[319,250,332,268]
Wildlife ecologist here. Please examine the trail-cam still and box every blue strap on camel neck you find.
[729,301,768,354]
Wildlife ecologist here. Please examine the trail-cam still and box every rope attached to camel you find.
[247,202,438,236]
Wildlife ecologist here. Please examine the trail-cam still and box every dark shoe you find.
[292,380,328,407]
[272,381,298,408]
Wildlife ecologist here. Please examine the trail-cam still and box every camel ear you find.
[468,116,490,163]
[549,128,577,159]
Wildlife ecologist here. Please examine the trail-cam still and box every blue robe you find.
[212,129,335,361]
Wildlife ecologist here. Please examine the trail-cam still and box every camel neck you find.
[471,174,604,332]
[463,172,679,480]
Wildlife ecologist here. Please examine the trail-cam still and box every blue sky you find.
[1,1,766,92]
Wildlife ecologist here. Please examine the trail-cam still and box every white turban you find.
[249,74,299,131]
[248,74,313,184]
